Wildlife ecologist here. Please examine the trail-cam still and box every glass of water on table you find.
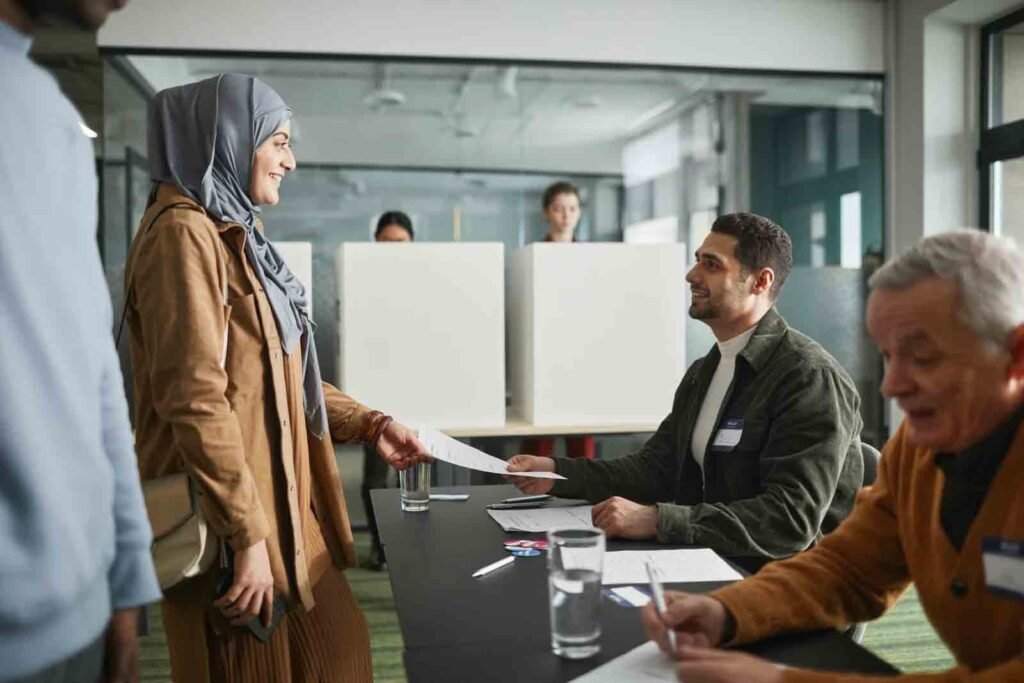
[547,528,605,659]
[399,461,431,512]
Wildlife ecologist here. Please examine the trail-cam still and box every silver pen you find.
[646,560,677,653]
[498,494,551,504]
[471,555,515,578]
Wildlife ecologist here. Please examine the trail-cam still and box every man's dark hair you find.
[710,212,793,299]
[542,181,580,209]
[374,210,414,240]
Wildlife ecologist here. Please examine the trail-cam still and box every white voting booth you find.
[508,243,687,426]
[274,241,314,315]
[336,243,505,429]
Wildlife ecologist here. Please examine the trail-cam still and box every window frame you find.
[978,6,1024,231]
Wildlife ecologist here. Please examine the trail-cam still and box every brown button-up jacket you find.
[125,184,373,609]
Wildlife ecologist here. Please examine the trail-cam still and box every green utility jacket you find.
[552,308,864,572]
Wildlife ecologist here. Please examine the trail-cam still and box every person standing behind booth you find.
[521,181,597,460]
[0,1,161,682]
[125,76,428,682]
[640,230,1024,683]
[361,210,414,571]
[508,213,864,573]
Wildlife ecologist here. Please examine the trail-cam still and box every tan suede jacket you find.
[125,184,374,609]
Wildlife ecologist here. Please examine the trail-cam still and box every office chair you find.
[847,441,883,643]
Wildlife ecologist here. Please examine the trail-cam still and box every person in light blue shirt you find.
[0,1,160,682]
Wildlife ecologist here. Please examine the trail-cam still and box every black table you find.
[372,485,897,682]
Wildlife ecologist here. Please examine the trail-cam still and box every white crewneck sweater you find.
[690,325,758,470]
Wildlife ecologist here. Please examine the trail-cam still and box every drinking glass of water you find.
[547,527,605,659]
[399,461,430,512]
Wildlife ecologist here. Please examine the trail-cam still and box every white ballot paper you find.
[487,506,596,533]
[568,642,674,682]
[417,427,565,480]
[565,548,742,585]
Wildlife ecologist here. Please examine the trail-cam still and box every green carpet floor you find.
[140,532,954,681]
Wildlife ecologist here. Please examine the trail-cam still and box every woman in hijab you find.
[124,73,426,682]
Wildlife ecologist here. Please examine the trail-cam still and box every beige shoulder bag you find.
[118,202,226,590]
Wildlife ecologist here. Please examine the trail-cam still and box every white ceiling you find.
[122,55,881,174]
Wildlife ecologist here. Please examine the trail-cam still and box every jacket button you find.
[949,579,968,598]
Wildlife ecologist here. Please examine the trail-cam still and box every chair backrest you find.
[861,442,881,487]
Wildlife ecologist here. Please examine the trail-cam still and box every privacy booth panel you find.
[337,243,505,429]
[508,243,687,426]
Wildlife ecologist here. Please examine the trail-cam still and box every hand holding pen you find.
[639,582,730,657]
[646,561,677,653]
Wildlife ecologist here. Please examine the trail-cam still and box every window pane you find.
[836,109,860,170]
[840,191,862,268]
[992,157,1024,241]
[992,27,1024,126]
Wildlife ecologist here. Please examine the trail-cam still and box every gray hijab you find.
[148,73,327,438]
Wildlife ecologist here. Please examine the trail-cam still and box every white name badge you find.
[711,418,744,451]
[983,537,1024,601]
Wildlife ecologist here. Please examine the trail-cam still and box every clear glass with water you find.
[399,461,430,512]
[547,528,605,659]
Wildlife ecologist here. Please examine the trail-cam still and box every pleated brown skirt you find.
[161,571,373,683]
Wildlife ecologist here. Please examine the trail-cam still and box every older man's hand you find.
[591,496,657,539]
[504,455,556,495]
[640,591,727,654]
[676,645,785,683]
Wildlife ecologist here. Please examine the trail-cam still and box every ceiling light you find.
[363,89,406,108]
[78,121,98,138]
[498,67,518,99]
[364,63,407,109]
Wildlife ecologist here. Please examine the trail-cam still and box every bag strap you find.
[116,202,229,348]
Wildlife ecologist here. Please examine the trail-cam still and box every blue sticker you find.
[982,536,1024,601]
[508,548,542,557]
[602,586,652,607]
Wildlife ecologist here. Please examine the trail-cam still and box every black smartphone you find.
[213,547,287,643]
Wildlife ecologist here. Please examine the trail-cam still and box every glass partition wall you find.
[99,53,886,445]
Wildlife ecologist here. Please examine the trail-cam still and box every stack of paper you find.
[569,642,675,682]
[486,506,596,533]
[564,548,742,585]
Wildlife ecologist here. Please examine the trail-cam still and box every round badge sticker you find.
[508,548,542,557]
[504,540,550,550]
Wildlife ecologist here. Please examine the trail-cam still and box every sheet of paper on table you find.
[568,642,675,682]
[565,548,742,585]
[417,427,565,479]
[486,505,596,532]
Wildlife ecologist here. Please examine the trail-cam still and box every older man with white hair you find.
[639,230,1024,683]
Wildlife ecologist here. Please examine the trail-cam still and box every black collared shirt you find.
[934,404,1024,551]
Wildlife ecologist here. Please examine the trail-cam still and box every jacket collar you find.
[149,183,206,217]
[149,183,249,235]
[737,307,789,374]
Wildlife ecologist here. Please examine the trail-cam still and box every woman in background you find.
[124,74,427,682]
[521,181,597,460]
